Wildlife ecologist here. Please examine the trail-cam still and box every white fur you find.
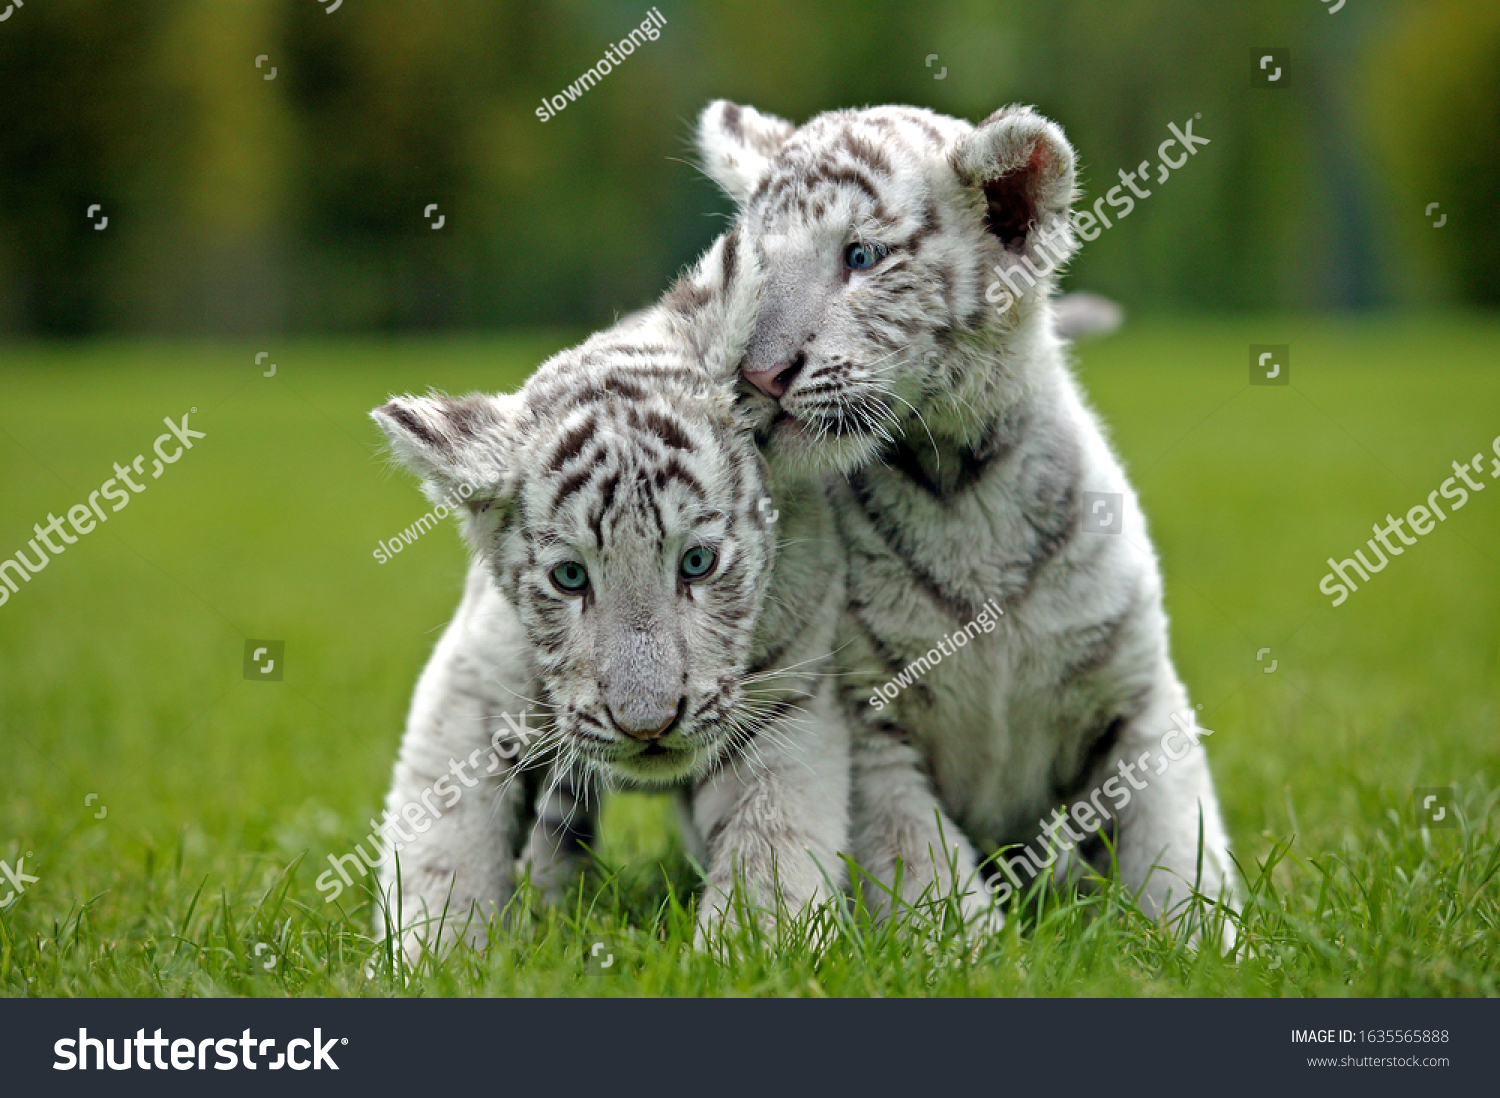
[699,100,1240,944]
[369,234,853,958]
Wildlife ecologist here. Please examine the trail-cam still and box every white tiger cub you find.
[370,232,851,957]
[697,100,1239,938]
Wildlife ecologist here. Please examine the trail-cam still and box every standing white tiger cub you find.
[370,231,851,957]
[696,100,1239,937]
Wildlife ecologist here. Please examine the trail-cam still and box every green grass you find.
[1,316,1497,997]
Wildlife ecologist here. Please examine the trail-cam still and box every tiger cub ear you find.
[662,227,762,382]
[696,100,795,204]
[371,391,522,514]
[952,105,1078,266]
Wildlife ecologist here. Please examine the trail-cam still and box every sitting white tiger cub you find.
[696,100,1240,938]
[370,231,851,957]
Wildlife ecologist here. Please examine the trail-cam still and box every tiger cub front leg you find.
[690,682,850,944]
[517,761,600,904]
[849,725,1003,939]
[376,564,536,961]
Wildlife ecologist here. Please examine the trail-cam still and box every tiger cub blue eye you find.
[551,561,589,593]
[679,546,717,581]
[844,242,888,270]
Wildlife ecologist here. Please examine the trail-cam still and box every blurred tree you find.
[1362,0,1500,306]
[0,0,1490,337]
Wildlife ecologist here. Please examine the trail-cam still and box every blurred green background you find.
[1,1,1498,996]
[0,0,1497,335]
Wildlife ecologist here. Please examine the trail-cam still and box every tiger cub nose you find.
[744,352,805,399]
[607,698,685,741]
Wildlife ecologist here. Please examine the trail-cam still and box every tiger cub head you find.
[373,249,777,787]
[696,100,1079,476]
